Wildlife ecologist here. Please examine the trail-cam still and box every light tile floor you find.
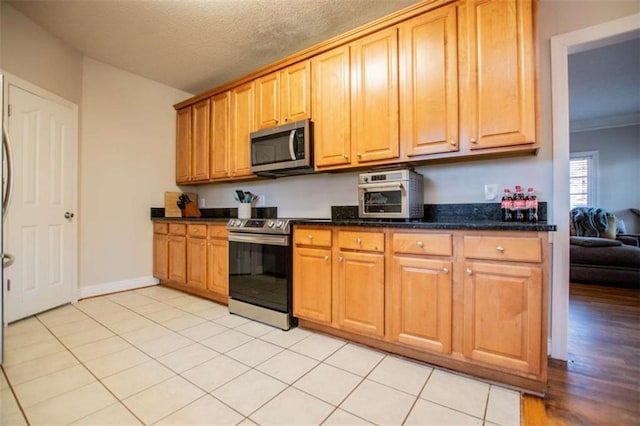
[0,286,521,425]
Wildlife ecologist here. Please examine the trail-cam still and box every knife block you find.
[164,191,197,217]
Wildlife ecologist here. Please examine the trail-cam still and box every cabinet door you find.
[351,27,399,164]
[463,261,542,375]
[389,256,452,354]
[293,246,332,324]
[153,233,169,280]
[255,72,280,130]
[312,45,351,168]
[400,5,459,156]
[230,82,255,177]
[175,107,191,184]
[187,237,207,289]
[191,99,210,181]
[462,0,535,149]
[168,235,187,283]
[335,250,385,337]
[207,238,229,296]
[281,61,311,124]
[210,92,231,179]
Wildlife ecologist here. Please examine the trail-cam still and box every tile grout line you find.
[0,364,30,425]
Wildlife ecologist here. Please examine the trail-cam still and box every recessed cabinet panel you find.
[293,246,332,324]
[211,92,231,179]
[176,107,191,184]
[191,99,211,181]
[230,82,255,178]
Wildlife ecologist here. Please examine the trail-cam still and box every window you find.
[569,150,598,209]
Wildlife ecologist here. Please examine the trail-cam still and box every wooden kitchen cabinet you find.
[459,0,536,150]
[255,61,310,130]
[462,234,544,375]
[210,91,231,179]
[293,228,333,324]
[207,224,229,298]
[312,45,351,169]
[399,4,459,156]
[153,222,169,280]
[191,99,211,181]
[186,225,207,289]
[389,232,453,354]
[175,107,191,184]
[230,82,255,178]
[335,230,385,338]
[351,27,400,164]
[168,224,187,283]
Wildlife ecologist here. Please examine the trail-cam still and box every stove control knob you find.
[267,220,275,228]
[233,219,241,227]
[275,220,284,228]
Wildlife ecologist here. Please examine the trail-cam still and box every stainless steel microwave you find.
[250,119,313,177]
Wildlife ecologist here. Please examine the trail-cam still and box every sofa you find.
[569,207,640,287]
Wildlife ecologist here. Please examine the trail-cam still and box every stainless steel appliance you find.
[358,169,424,219]
[226,218,295,330]
[1,74,17,364]
[250,119,313,177]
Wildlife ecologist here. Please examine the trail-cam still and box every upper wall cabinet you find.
[175,99,211,184]
[210,91,231,179]
[399,4,459,157]
[312,45,352,169]
[255,61,311,130]
[230,82,256,178]
[460,0,536,150]
[351,27,400,164]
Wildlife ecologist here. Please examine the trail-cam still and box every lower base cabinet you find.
[153,221,229,303]
[293,225,549,393]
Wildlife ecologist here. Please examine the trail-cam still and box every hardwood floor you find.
[523,283,640,425]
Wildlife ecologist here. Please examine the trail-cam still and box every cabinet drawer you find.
[463,236,542,263]
[208,224,229,239]
[294,228,332,247]
[168,223,187,235]
[393,233,452,256]
[187,224,207,237]
[338,231,384,252]
[153,222,169,234]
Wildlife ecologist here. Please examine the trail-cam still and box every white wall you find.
[0,3,83,105]
[570,125,640,233]
[80,57,191,290]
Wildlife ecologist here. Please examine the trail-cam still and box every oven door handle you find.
[358,182,405,190]
[228,233,290,246]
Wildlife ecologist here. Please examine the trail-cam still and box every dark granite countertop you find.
[294,219,556,232]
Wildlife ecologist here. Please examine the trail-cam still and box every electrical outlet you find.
[484,184,498,201]
[198,197,205,208]
[257,195,266,207]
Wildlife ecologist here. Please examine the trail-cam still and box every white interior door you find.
[5,83,77,323]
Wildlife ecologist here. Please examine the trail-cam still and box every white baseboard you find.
[78,276,159,299]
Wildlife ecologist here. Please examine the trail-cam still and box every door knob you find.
[65,212,75,219]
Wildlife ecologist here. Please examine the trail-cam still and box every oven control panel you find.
[226,218,291,234]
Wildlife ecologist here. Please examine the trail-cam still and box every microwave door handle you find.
[288,130,297,160]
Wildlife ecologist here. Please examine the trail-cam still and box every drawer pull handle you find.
[449,140,456,146]
[324,255,329,261]
[442,267,449,273]
[307,235,313,240]
[417,241,424,248]
[356,238,362,244]
[466,268,473,276]
[496,246,505,253]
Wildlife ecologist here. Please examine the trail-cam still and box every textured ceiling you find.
[8,0,420,94]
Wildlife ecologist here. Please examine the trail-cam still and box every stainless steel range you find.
[226,218,295,330]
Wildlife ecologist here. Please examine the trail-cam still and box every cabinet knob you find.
[338,256,343,262]
[496,246,505,253]
[356,238,362,244]
[324,255,329,261]
[470,138,477,144]
[275,119,279,124]
[442,267,449,273]
[466,268,473,275]
[449,140,456,146]
[343,154,348,159]
[417,241,424,248]
[308,235,313,240]
[283,116,288,122]
[356,152,362,158]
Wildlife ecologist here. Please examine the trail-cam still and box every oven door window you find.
[362,187,404,213]
[228,241,291,312]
